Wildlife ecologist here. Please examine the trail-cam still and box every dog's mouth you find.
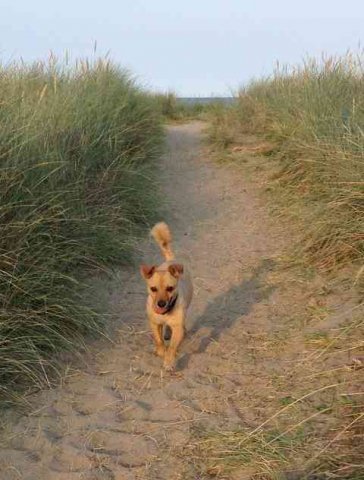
[154,305,169,315]
[153,296,178,315]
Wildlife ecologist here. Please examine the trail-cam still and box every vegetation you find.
[0,57,164,404]
[191,303,364,479]
[208,52,364,286]
[200,52,364,479]
[154,91,223,121]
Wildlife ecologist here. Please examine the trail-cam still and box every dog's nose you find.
[157,300,167,308]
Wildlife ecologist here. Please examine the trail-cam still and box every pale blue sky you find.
[1,1,363,96]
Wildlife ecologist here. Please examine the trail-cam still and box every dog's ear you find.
[168,263,184,278]
[140,264,156,279]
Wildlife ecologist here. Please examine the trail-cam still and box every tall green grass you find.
[154,91,217,121]
[0,57,164,403]
[204,51,364,479]
[209,52,364,283]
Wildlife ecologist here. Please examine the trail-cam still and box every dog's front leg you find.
[150,320,165,358]
[164,323,184,371]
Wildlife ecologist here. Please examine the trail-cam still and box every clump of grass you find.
[0,56,164,404]
[191,427,308,478]
[208,52,364,287]
[153,91,184,119]
[153,90,224,121]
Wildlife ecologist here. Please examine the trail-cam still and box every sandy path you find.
[0,122,286,480]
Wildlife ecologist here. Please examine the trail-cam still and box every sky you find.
[0,1,363,96]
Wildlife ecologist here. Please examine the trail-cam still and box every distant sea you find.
[177,97,236,105]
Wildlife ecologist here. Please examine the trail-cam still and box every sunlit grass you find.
[204,51,364,479]
[208,52,364,288]
[0,56,164,404]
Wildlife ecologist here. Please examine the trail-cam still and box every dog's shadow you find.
[177,258,275,370]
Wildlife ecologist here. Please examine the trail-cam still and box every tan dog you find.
[140,222,193,371]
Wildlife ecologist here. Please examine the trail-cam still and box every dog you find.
[140,222,193,371]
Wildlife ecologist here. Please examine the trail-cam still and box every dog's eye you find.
[150,286,158,292]
[166,286,174,292]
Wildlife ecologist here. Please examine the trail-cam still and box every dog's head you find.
[140,263,183,314]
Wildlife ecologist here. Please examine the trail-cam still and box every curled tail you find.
[150,222,175,261]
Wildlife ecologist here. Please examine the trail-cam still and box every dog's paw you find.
[154,346,165,358]
[163,361,176,372]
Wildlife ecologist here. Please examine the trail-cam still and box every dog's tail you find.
[150,222,174,261]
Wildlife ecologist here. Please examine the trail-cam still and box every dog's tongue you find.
[154,305,167,315]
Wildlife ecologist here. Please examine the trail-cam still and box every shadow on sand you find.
[177,258,275,370]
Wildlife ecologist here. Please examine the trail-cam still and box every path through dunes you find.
[0,123,292,479]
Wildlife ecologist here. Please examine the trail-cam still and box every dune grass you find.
[201,52,364,479]
[208,52,364,287]
[0,57,164,404]
[154,91,222,121]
